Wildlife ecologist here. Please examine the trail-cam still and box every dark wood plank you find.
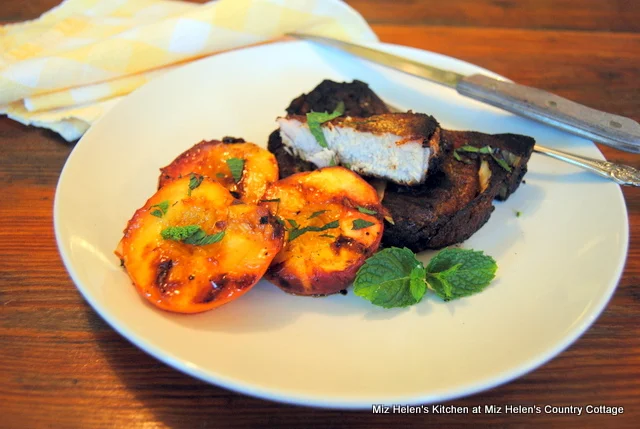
[346,0,640,32]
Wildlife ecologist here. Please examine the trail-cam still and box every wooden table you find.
[1,1,638,427]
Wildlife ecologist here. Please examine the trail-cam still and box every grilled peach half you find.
[115,177,284,313]
[158,139,278,204]
[261,167,384,296]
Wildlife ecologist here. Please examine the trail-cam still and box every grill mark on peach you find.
[194,273,258,304]
[233,273,258,290]
[269,215,285,241]
[155,259,173,294]
[331,235,368,255]
[266,263,305,293]
[196,277,225,304]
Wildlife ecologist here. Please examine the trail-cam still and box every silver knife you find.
[290,33,640,154]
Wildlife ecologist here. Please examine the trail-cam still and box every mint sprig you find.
[307,101,345,148]
[354,247,497,308]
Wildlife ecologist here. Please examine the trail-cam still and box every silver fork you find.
[386,103,640,186]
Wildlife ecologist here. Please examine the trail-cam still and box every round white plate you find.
[55,40,629,408]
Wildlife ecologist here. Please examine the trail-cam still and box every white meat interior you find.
[278,118,431,184]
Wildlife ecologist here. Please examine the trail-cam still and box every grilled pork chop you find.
[268,80,534,251]
[277,112,442,185]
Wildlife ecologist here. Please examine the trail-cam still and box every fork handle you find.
[534,145,640,186]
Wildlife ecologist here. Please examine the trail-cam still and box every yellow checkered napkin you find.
[0,0,377,141]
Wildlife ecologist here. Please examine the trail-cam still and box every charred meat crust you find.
[286,79,389,117]
[285,112,439,148]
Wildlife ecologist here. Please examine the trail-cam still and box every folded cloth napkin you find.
[0,0,377,141]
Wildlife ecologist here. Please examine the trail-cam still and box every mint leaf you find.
[353,247,427,308]
[426,249,497,300]
[306,101,345,148]
[409,266,427,302]
[308,210,328,219]
[226,158,244,182]
[288,220,339,242]
[184,230,225,245]
[453,149,474,165]
[424,274,453,300]
[150,200,169,218]
[458,144,493,155]
[161,225,201,241]
[287,219,299,229]
[457,145,512,172]
[161,225,225,246]
[490,153,513,172]
[188,173,203,196]
[426,264,460,300]
[352,219,375,230]
[357,206,377,215]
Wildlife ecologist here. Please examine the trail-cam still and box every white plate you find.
[55,40,629,408]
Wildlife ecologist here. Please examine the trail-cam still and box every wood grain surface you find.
[1,0,639,428]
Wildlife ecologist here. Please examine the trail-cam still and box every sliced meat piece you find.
[269,80,390,179]
[277,112,442,185]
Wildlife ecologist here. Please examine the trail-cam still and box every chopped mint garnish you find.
[225,158,244,182]
[288,220,339,242]
[307,101,345,148]
[150,200,169,218]
[161,225,225,246]
[357,206,377,215]
[308,210,328,219]
[188,173,204,196]
[352,219,375,230]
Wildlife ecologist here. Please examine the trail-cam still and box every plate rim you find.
[54,40,630,409]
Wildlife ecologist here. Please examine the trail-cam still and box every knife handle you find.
[457,74,640,153]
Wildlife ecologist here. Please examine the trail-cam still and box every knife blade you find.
[290,33,640,153]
